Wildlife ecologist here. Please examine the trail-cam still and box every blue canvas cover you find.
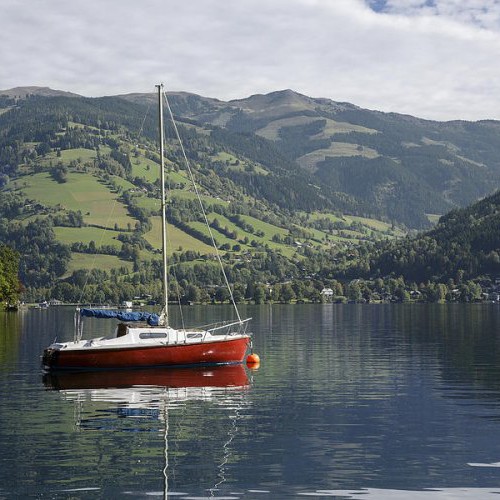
[80,309,160,326]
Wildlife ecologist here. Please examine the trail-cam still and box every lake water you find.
[2,304,500,499]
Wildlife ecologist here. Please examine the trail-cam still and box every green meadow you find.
[308,212,404,239]
[297,143,379,170]
[66,252,133,274]
[166,170,190,185]
[292,224,329,245]
[308,212,348,224]
[211,152,268,175]
[144,217,215,254]
[131,155,160,183]
[187,221,236,249]
[238,215,289,239]
[110,175,136,192]
[20,172,136,229]
[54,227,122,249]
[40,148,97,165]
[207,214,247,241]
[426,213,441,224]
[134,195,161,213]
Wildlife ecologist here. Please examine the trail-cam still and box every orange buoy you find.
[246,353,260,367]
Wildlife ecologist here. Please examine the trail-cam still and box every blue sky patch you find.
[367,0,437,14]
[367,0,388,13]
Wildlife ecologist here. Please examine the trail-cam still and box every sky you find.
[1,0,500,121]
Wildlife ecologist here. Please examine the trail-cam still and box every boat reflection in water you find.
[43,364,251,498]
[43,363,250,393]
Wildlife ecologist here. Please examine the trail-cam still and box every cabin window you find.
[139,332,167,339]
[187,333,203,339]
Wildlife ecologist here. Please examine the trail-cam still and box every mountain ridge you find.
[2,86,500,302]
[2,86,500,229]
[0,86,81,99]
[2,85,493,123]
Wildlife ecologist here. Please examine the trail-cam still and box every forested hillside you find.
[314,188,500,302]
[369,189,500,282]
[2,86,500,305]
[121,89,500,229]
[0,89,403,304]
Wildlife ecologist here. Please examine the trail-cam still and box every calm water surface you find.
[2,304,500,499]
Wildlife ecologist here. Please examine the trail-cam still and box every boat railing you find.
[206,317,252,338]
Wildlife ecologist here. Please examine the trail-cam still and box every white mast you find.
[157,84,169,326]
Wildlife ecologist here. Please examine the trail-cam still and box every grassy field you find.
[131,155,160,183]
[345,215,406,238]
[311,118,377,140]
[68,121,99,132]
[292,224,329,245]
[291,220,362,245]
[20,172,136,229]
[41,148,97,165]
[134,195,161,213]
[144,217,215,254]
[213,151,239,163]
[66,253,133,274]
[146,212,301,257]
[188,221,237,249]
[166,170,190,185]
[206,214,249,243]
[256,116,319,141]
[130,152,190,185]
[297,143,379,170]
[308,212,405,239]
[308,212,346,224]
[133,187,225,214]
[255,116,377,142]
[110,175,136,192]
[426,213,441,224]
[231,215,299,257]
[238,215,289,239]
[211,152,268,175]
[54,227,123,248]
[344,215,390,231]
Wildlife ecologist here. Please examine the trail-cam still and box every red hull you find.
[43,364,249,390]
[43,336,250,370]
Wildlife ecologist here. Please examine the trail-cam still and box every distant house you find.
[320,288,334,297]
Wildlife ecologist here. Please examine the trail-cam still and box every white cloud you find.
[0,0,499,121]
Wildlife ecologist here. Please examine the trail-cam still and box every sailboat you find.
[42,84,251,371]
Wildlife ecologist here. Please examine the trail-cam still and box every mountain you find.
[0,89,406,302]
[3,86,500,302]
[336,188,500,284]
[120,89,500,229]
[0,86,81,99]
[4,86,500,229]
